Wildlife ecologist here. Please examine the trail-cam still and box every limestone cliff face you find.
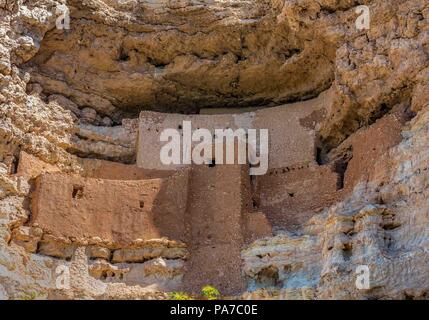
[243,108,429,299]
[0,0,428,299]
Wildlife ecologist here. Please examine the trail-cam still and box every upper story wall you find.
[137,89,333,171]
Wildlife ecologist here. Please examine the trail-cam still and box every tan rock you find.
[87,246,111,260]
[111,246,188,263]
[81,108,98,125]
[0,0,428,301]
[37,241,75,259]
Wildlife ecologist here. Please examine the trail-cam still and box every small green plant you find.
[18,291,38,300]
[169,291,193,300]
[201,285,221,300]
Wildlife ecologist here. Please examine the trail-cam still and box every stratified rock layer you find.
[0,0,428,299]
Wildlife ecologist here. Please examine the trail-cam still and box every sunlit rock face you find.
[0,0,428,299]
[26,0,336,119]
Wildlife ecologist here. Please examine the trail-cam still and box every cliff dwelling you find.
[5,88,410,295]
[0,0,428,300]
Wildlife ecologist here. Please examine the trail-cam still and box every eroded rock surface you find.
[0,0,428,299]
[243,108,429,299]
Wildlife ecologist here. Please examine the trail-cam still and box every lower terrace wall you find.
[31,171,190,245]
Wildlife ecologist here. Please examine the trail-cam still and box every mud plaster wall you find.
[336,108,408,192]
[255,164,340,230]
[137,89,332,170]
[253,107,409,230]
[183,163,271,294]
[78,158,176,180]
[30,171,190,245]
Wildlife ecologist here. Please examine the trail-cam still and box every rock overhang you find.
[24,0,336,119]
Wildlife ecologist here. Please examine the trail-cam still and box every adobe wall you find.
[183,163,260,294]
[255,164,340,230]
[19,150,271,294]
[334,110,406,192]
[15,151,176,181]
[31,170,190,245]
[16,151,60,178]
[253,89,331,169]
[137,112,250,170]
[254,108,408,230]
[137,89,333,170]
[78,158,176,180]
[244,211,273,244]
